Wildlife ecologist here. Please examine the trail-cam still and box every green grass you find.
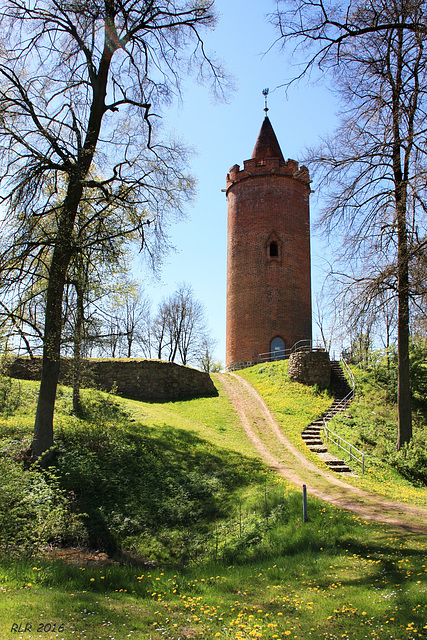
[0,377,273,562]
[125,375,259,458]
[238,360,427,510]
[237,361,333,461]
[0,367,426,639]
[1,515,426,640]
[237,361,333,427]
[320,365,427,508]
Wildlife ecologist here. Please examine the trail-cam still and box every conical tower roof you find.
[251,116,285,162]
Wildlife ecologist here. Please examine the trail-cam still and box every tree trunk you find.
[31,44,111,457]
[72,273,85,415]
[396,210,412,449]
[31,356,60,459]
[31,247,71,459]
[392,33,413,450]
[31,181,83,459]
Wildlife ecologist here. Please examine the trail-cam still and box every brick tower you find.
[225,113,312,370]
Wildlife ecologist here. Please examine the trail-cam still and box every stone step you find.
[325,459,352,473]
[301,362,355,474]
[324,408,347,418]
[329,402,349,409]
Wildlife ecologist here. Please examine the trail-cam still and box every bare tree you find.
[198,335,221,372]
[377,292,398,352]
[272,0,427,448]
[313,286,339,354]
[67,253,88,415]
[176,287,205,365]
[152,298,172,361]
[152,283,209,366]
[123,286,151,358]
[0,286,45,358]
[93,284,151,358]
[0,0,226,459]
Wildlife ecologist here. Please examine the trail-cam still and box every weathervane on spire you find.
[262,88,269,115]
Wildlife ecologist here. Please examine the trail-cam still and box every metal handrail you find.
[340,358,356,400]
[322,358,355,422]
[323,421,365,473]
[257,339,326,363]
[257,348,291,362]
[323,358,365,472]
[291,339,325,353]
[256,347,365,473]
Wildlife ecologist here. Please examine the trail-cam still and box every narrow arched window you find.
[269,241,278,257]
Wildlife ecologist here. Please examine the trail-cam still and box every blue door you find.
[270,337,285,360]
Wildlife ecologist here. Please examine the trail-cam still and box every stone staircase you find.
[301,361,354,474]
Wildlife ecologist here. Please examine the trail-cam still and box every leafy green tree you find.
[63,244,135,413]
[347,333,373,367]
[0,0,225,459]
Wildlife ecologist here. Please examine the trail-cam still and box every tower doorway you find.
[270,337,285,360]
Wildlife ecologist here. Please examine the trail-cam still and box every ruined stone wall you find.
[7,357,217,402]
[288,351,330,388]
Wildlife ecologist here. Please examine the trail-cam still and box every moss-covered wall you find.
[7,357,217,402]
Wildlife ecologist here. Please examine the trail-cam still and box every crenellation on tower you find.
[226,157,310,192]
[293,164,311,184]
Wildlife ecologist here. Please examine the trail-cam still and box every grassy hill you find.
[238,360,427,509]
[0,363,426,640]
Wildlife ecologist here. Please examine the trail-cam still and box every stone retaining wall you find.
[7,357,217,402]
[288,350,330,388]
[225,360,257,372]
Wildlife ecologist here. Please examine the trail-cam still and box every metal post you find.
[303,484,308,522]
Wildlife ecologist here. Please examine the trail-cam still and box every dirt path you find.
[218,372,427,535]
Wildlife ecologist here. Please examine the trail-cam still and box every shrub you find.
[337,363,427,487]
[0,458,86,557]
[0,352,23,415]
[77,387,129,422]
[388,433,427,486]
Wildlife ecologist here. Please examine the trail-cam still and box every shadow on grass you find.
[54,419,267,556]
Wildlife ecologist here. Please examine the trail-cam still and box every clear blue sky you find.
[137,0,339,364]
